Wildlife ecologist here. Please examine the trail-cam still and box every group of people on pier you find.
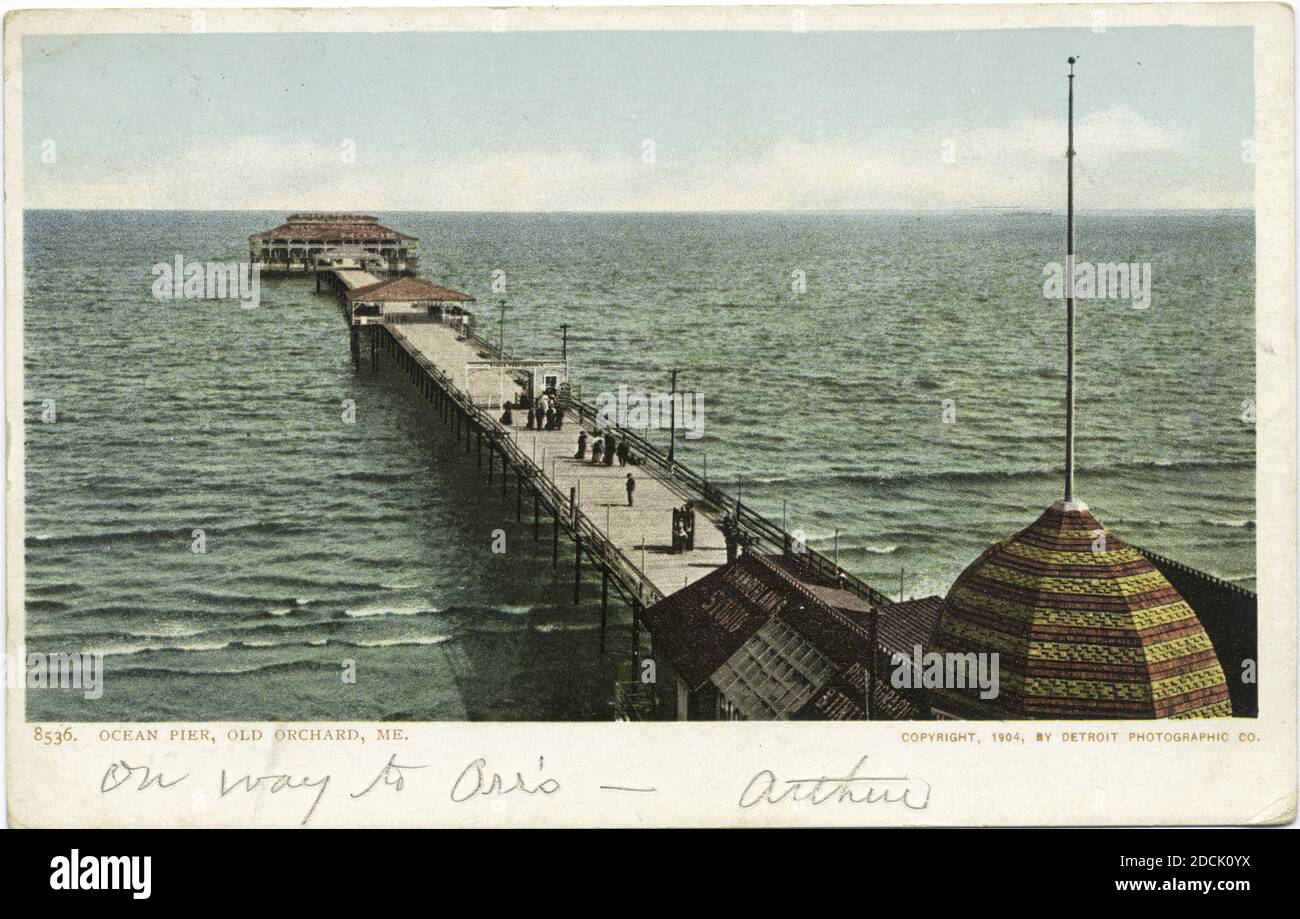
[498,390,564,431]
[574,430,630,468]
[672,502,697,552]
[528,391,564,431]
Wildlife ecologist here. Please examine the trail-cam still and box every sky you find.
[22,27,1254,211]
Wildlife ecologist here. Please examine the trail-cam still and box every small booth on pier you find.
[464,358,568,409]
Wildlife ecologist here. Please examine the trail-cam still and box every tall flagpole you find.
[1064,56,1078,503]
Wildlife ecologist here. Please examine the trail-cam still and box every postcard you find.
[4,4,1295,827]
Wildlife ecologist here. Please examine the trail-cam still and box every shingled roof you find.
[640,552,793,691]
[640,551,942,720]
[253,213,415,242]
[930,499,1232,719]
[344,277,474,303]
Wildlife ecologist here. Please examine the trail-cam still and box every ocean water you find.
[23,209,1255,721]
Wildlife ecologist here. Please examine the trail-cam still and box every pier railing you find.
[1133,545,1257,599]
[416,317,889,609]
[493,427,666,606]
[562,395,893,609]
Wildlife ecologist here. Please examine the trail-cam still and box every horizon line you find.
[23,206,1257,215]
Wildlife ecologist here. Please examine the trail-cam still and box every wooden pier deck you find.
[388,319,730,603]
[334,269,380,290]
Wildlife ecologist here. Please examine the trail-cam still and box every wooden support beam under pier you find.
[574,533,582,605]
[600,569,609,652]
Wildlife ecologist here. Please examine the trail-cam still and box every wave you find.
[344,605,438,618]
[25,626,208,648]
[112,658,336,678]
[25,519,315,549]
[799,538,898,555]
[24,599,70,613]
[27,526,183,548]
[341,635,453,648]
[1198,518,1255,530]
[337,470,415,484]
[98,632,455,661]
[93,637,235,656]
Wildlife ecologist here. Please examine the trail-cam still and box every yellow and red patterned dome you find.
[932,499,1233,719]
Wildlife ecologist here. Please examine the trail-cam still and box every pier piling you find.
[600,569,609,652]
[574,534,582,605]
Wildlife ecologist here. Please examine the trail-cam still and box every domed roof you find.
[931,499,1232,719]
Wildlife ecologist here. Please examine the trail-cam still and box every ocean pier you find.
[248,197,1255,722]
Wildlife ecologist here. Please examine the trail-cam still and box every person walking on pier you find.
[674,514,688,554]
[591,436,605,465]
[545,404,556,431]
[526,404,536,430]
[684,502,696,550]
[500,403,514,426]
[626,473,636,507]
[617,439,629,467]
[604,434,617,466]
[575,431,587,460]
[555,406,565,430]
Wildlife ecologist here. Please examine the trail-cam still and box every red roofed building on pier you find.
[249,213,418,275]
[343,276,474,325]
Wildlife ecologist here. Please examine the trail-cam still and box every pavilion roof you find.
[344,277,474,303]
[253,214,415,242]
